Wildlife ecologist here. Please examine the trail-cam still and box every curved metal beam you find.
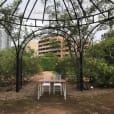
[0,22,17,51]
[0,0,7,7]
[69,0,77,18]
[62,0,73,21]
[109,0,114,4]
[53,0,58,24]
[42,0,47,23]
[89,0,105,17]
[77,0,86,16]
[12,0,22,16]
[27,0,38,20]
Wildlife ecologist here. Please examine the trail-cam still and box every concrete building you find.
[0,28,11,50]
[38,36,69,58]
[27,40,38,56]
[28,36,89,58]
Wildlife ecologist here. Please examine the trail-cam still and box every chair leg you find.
[63,83,66,100]
[53,86,62,95]
[53,86,55,95]
[49,86,51,95]
[37,84,40,100]
[60,86,62,95]
[40,84,42,96]
[42,86,44,95]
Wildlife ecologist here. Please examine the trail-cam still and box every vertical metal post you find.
[77,20,84,91]
[20,51,23,89]
[79,50,84,91]
[16,51,20,92]
[20,55,23,89]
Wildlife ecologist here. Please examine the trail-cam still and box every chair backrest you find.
[55,74,61,80]
[43,76,50,83]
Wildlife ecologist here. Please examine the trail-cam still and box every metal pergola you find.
[0,0,114,92]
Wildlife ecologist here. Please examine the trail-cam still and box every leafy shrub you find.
[0,48,16,86]
[39,53,58,71]
[0,48,41,86]
[84,58,114,87]
[55,56,76,80]
[22,50,41,77]
[84,38,114,87]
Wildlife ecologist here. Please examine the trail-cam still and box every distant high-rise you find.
[0,28,11,50]
[27,40,38,56]
[38,36,69,58]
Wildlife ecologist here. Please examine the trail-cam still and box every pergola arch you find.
[0,0,114,91]
[0,0,114,27]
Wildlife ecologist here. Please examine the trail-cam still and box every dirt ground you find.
[0,71,114,114]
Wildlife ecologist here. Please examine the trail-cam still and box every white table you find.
[37,79,66,100]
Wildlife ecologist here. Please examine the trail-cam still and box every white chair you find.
[41,79,51,95]
[53,74,63,95]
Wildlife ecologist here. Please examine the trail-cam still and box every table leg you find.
[37,83,40,100]
[63,83,66,100]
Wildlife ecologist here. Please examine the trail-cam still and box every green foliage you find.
[0,48,16,86]
[102,30,114,40]
[0,0,19,31]
[39,53,76,81]
[87,37,114,64]
[39,53,58,71]
[84,58,114,87]
[0,48,41,86]
[85,38,114,87]
[55,56,75,80]
[22,48,41,77]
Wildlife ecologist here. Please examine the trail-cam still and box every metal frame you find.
[0,0,114,91]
